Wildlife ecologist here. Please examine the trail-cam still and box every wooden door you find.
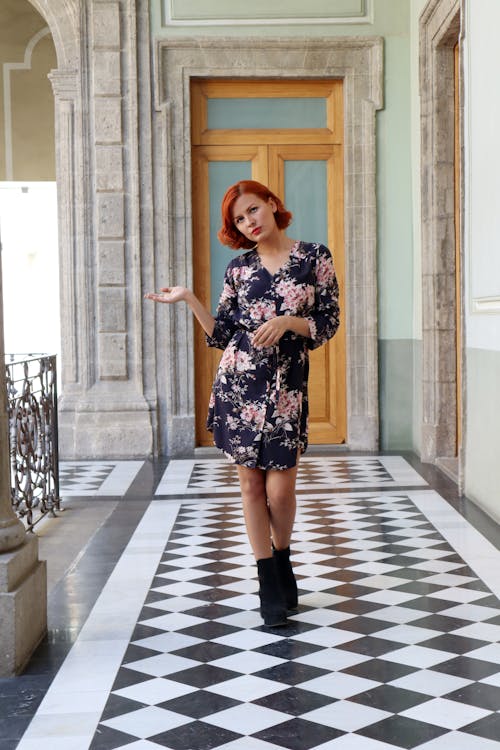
[191,79,346,447]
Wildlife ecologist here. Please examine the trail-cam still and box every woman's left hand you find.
[253,317,290,348]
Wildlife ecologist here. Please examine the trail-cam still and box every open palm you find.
[144,286,187,304]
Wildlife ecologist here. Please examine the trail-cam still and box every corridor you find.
[3,454,500,750]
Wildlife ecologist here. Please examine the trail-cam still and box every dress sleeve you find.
[306,244,340,350]
[205,260,239,350]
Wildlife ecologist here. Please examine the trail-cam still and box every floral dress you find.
[206,241,340,470]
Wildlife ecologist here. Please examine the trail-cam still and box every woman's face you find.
[231,193,278,244]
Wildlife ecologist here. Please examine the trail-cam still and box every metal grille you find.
[5,354,60,531]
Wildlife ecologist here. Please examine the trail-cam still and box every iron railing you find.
[5,354,60,531]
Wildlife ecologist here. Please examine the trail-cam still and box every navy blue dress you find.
[206,241,340,470]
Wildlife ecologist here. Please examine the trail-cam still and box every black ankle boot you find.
[273,546,298,614]
[257,557,288,627]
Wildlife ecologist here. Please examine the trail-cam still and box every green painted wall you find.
[409,0,428,456]
[376,33,413,341]
[379,339,414,449]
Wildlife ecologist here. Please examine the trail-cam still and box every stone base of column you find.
[0,535,47,677]
[347,415,379,451]
[167,414,195,457]
[58,406,153,459]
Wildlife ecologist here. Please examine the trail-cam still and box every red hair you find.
[217,180,293,249]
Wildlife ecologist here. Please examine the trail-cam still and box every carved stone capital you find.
[48,68,79,100]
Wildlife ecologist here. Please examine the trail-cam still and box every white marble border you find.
[15,500,180,750]
[409,490,500,601]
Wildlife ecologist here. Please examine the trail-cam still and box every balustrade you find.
[5,354,60,531]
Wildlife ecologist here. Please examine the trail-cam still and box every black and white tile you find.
[59,461,144,497]
[155,456,427,497]
[15,456,500,750]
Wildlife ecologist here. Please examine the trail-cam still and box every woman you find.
[146,180,340,627]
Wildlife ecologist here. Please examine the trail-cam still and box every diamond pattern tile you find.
[155,455,427,495]
[85,465,500,750]
[59,460,143,496]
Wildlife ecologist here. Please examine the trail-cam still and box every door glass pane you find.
[284,161,328,246]
[207,98,327,130]
[209,161,251,313]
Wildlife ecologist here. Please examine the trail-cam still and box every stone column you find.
[50,1,153,459]
[0,248,47,676]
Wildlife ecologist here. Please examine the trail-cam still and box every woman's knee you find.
[266,468,297,504]
[267,491,295,511]
[238,468,266,499]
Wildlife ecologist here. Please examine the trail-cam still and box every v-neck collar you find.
[253,240,300,278]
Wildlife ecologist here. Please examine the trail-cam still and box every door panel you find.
[192,80,346,447]
[269,145,346,443]
[191,79,343,145]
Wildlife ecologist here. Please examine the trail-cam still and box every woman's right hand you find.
[144,286,189,304]
[145,287,215,337]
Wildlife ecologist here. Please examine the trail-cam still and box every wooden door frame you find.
[154,37,384,457]
[191,80,346,447]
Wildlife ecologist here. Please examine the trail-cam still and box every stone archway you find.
[26,0,79,69]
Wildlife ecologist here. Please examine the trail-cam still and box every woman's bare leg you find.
[237,465,287,626]
[265,459,300,613]
[236,465,271,560]
[265,463,299,550]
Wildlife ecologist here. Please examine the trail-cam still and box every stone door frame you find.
[153,37,384,456]
[419,0,464,476]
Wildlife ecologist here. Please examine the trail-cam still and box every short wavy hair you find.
[217,180,293,249]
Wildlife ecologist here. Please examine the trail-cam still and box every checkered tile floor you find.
[59,461,144,496]
[15,457,500,750]
[156,456,427,496]
[90,490,500,749]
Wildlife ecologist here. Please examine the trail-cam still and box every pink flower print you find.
[226,415,239,430]
[307,317,318,340]
[232,266,253,282]
[276,389,301,420]
[241,402,266,429]
[219,343,237,373]
[276,280,308,313]
[249,300,276,323]
[315,252,334,286]
[234,349,253,372]
[219,281,236,306]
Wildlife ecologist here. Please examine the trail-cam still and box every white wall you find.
[0,182,60,358]
[463,2,500,351]
[462,1,500,520]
